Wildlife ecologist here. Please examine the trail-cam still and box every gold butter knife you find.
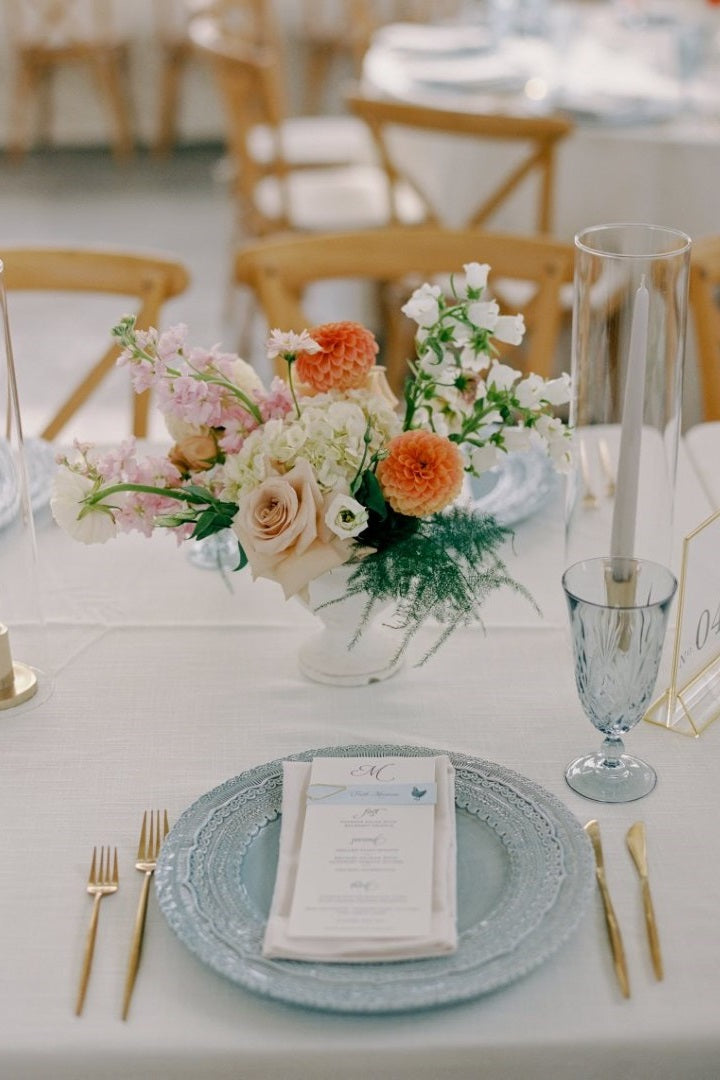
[626,821,663,981]
[584,820,630,998]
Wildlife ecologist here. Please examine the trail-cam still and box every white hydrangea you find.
[218,388,400,501]
[224,357,265,395]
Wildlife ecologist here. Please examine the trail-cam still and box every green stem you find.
[349,421,373,492]
[184,362,264,423]
[85,482,211,508]
[285,356,302,419]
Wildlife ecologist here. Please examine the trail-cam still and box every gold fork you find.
[75,846,119,1016]
[122,810,169,1020]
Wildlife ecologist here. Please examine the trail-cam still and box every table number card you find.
[288,756,437,939]
[645,508,720,736]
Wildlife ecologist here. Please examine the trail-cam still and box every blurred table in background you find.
[361,0,720,241]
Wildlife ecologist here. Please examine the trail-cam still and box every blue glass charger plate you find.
[0,440,20,530]
[155,745,593,1014]
[466,448,557,526]
[0,437,56,530]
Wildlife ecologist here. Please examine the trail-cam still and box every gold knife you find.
[626,821,663,980]
[584,820,630,998]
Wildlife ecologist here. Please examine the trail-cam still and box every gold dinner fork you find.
[122,809,169,1020]
[75,846,119,1016]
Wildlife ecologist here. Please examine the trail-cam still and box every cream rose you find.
[233,458,351,598]
[164,415,210,443]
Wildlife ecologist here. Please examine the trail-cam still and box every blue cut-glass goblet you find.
[563,556,677,803]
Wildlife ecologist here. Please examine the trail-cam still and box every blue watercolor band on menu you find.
[306,782,437,806]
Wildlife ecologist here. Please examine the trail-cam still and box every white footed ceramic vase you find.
[297,564,404,687]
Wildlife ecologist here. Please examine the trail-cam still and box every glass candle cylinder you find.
[565,223,691,575]
[0,260,53,710]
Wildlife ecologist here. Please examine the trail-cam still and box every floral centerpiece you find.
[51,263,572,676]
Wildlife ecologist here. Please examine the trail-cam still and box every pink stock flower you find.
[260,378,294,420]
[156,324,188,363]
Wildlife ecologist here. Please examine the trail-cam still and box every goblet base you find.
[565,751,657,803]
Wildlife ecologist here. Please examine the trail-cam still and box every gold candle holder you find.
[0,622,38,710]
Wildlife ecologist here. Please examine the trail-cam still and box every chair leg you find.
[154,42,189,158]
[7,56,41,162]
[36,65,55,148]
[303,41,334,114]
[89,49,134,162]
[379,281,416,396]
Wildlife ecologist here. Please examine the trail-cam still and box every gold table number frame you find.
[646,508,720,737]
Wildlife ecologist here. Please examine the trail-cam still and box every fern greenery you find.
[337,506,537,664]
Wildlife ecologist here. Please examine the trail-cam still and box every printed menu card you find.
[289,756,437,938]
[262,754,458,962]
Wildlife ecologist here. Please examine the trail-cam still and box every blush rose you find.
[233,458,351,598]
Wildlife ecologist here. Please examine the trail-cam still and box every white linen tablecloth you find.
[0,438,719,1080]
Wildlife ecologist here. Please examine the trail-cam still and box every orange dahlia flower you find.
[295,321,378,392]
[377,430,465,517]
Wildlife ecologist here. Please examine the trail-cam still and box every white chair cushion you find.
[254,165,427,231]
[247,117,377,167]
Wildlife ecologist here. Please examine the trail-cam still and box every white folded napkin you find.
[262,756,458,962]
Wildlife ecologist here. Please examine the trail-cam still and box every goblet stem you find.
[601,736,624,768]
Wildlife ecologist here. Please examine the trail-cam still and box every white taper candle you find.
[0,624,14,686]
[610,276,649,563]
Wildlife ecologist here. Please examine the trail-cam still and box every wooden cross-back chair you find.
[234,226,575,388]
[344,93,574,375]
[5,0,134,162]
[153,0,279,157]
[297,0,462,113]
[0,249,190,440]
[348,0,463,71]
[346,92,574,234]
[690,235,720,421]
[189,19,422,239]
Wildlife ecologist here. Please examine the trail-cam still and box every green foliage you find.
[341,507,537,664]
[353,469,387,519]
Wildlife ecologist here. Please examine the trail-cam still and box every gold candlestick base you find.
[0,661,38,710]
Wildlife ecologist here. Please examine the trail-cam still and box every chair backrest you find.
[6,0,114,46]
[346,91,573,234]
[0,248,190,439]
[189,17,293,234]
[690,235,720,421]
[185,0,278,45]
[297,1,461,72]
[234,226,575,381]
[347,1,462,68]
